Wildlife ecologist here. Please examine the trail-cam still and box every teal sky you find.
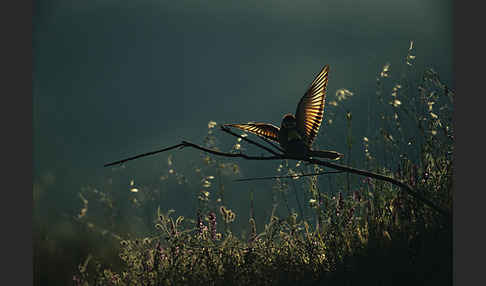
[33,0,453,218]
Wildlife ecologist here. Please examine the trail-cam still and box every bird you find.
[224,65,343,160]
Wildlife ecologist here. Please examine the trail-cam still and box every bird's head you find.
[281,113,297,129]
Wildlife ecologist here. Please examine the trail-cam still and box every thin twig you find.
[104,143,186,167]
[291,179,304,221]
[235,171,343,182]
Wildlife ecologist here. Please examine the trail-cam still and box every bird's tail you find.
[308,150,344,160]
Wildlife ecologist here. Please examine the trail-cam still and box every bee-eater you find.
[224,65,343,160]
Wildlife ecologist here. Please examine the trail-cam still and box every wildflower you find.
[347,206,355,225]
[72,275,81,286]
[421,165,430,184]
[248,218,257,244]
[336,191,343,217]
[196,211,206,236]
[409,164,418,187]
[366,199,372,221]
[208,212,217,240]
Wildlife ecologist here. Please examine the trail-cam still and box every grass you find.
[35,44,453,285]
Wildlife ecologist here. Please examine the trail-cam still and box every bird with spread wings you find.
[224,65,343,160]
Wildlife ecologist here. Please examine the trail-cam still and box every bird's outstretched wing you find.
[295,65,329,148]
[223,123,280,143]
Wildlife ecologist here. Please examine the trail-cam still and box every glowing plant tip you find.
[363,137,369,142]
[391,99,402,107]
[130,179,134,186]
[345,111,352,121]
[79,193,88,204]
[430,112,438,119]
[328,100,338,106]
[309,198,317,204]
[202,191,209,197]
[207,176,215,180]
[167,155,173,166]
[130,188,139,193]
[336,89,354,101]
[234,143,241,150]
[202,180,211,188]
[288,169,301,180]
[241,133,248,137]
[391,84,401,97]
[380,63,391,78]
[409,40,414,50]
[169,169,174,174]
[78,207,87,219]
[208,121,217,129]
[219,206,227,216]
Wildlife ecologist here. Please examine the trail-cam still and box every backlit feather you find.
[223,123,280,143]
[295,65,329,147]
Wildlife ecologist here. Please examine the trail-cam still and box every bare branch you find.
[104,141,283,167]
[104,130,451,221]
[180,141,283,160]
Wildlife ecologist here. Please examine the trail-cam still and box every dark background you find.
[34,0,452,205]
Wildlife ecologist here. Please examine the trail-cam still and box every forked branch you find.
[104,126,451,220]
